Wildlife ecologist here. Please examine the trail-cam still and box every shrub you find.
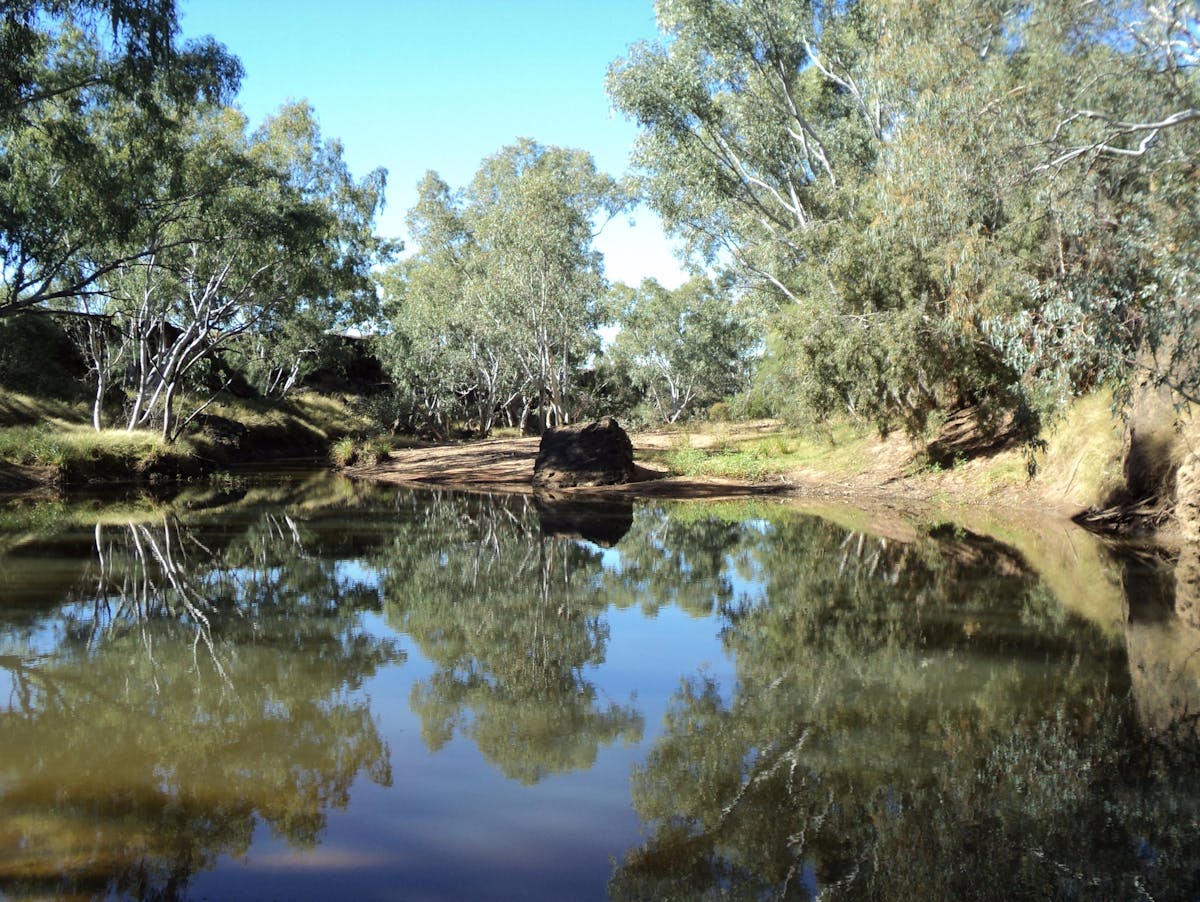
[329,436,358,468]
[361,435,393,464]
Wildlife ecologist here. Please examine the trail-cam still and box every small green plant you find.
[361,434,393,464]
[329,435,359,467]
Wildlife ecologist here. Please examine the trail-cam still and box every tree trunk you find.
[160,380,176,442]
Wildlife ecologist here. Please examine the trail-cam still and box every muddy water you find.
[0,470,1197,900]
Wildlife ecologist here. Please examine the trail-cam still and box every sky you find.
[178,0,687,288]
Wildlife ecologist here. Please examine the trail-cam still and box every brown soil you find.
[345,435,786,502]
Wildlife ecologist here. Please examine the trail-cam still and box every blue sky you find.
[179,0,686,287]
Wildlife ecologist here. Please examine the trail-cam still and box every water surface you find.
[1,471,1198,899]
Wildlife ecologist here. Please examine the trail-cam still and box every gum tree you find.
[0,0,241,318]
[606,276,753,423]
[378,141,627,435]
[86,101,388,438]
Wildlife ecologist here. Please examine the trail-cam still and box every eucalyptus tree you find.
[84,101,388,438]
[607,0,933,430]
[607,0,879,303]
[606,275,753,423]
[985,0,1200,409]
[379,141,627,435]
[467,139,627,428]
[376,172,525,437]
[610,0,1200,434]
[0,0,241,319]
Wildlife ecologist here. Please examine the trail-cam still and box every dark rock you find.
[532,416,636,489]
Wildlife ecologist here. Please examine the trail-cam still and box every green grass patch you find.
[645,420,876,482]
[0,385,385,487]
[0,421,202,485]
[329,432,400,468]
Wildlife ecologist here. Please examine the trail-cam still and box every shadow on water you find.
[0,471,1199,898]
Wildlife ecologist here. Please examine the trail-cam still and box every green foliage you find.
[604,275,755,424]
[0,423,194,481]
[610,0,1200,435]
[0,1,242,318]
[0,5,391,441]
[60,99,393,438]
[375,141,627,437]
[329,433,395,468]
[329,435,358,468]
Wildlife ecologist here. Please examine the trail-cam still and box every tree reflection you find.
[380,491,644,783]
[0,506,402,900]
[609,516,1200,900]
[596,503,748,618]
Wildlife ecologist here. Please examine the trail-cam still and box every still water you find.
[1,469,1198,900]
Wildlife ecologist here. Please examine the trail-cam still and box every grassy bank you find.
[0,389,375,489]
[639,393,1131,515]
[647,420,878,483]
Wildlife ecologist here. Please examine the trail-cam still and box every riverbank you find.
[0,389,374,491]
[345,393,1197,544]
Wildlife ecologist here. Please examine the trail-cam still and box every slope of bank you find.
[0,389,373,490]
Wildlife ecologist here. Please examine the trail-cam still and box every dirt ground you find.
[344,423,1086,521]
[345,433,786,502]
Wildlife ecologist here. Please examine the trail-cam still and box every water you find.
[0,470,1198,900]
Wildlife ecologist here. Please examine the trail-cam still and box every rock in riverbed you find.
[532,417,636,490]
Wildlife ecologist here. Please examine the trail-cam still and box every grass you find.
[204,390,375,450]
[646,420,878,482]
[0,422,201,484]
[642,393,1130,514]
[329,433,400,467]
[0,387,381,488]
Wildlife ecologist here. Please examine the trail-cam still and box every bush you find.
[707,401,732,422]
[329,436,359,468]
[361,434,393,464]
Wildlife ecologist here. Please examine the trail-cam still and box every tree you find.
[467,140,627,428]
[77,101,389,438]
[610,0,1200,436]
[0,0,241,318]
[606,275,753,423]
[375,172,524,437]
[376,141,627,436]
[607,0,879,303]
